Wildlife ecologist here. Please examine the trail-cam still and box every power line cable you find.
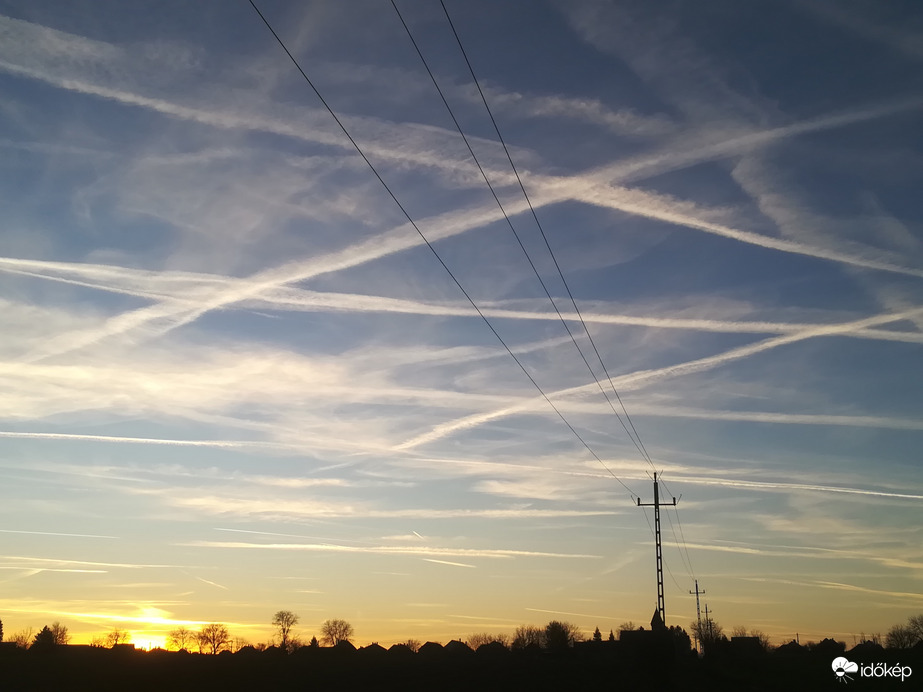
[658,476,697,580]
[662,502,696,580]
[639,505,685,594]
[438,0,705,606]
[434,1,701,602]
[438,0,656,470]
[389,0,653,470]
[247,0,640,501]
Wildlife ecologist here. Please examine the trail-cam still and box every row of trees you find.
[0,614,353,655]
[163,614,354,654]
[0,621,71,649]
[4,613,922,653]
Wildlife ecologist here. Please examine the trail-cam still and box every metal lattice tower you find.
[637,472,677,623]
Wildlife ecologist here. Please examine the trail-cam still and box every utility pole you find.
[690,579,705,652]
[637,472,677,624]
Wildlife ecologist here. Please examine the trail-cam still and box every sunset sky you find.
[1,0,921,649]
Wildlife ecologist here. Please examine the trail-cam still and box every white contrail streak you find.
[0,431,281,449]
[0,529,118,539]
[184,541,601,560]
[4,257,922,346]
[396,306,923,449]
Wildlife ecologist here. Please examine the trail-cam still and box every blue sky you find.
[0,0,921,648]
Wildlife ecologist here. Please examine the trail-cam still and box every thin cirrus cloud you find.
[183,541,602,561]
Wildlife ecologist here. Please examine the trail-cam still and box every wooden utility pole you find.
[637,472,677,624]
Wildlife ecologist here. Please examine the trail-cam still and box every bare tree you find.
[886,624,917,649]
[10,627,33,649]
[854,632,882,646]
[616,621,637,635]
[320,619,353,646]
[512,625,544,649]
[167,626,194,651]
[908,614,923,644]
[105,628,131,647]
[729,625,771,651]
[466,632,511,649]
[50,621,70,645]
[198,623,231,654]
[272,610,299,653]
[750,629,772,651]
[691,617,724,653]
[402,638,421,653]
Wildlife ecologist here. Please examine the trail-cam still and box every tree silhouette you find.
[608,629,615,642]
[32,626,56,648]
[11,628,33,649]
[198,624,231,654]
[592,626,602,642]
[691,617,724,653]
[50,621,70,645]
[544,621,582,650]
[0,617,3,642]
[272,610,299,653]
[512,625,544,649]
[731,626,771,651]
[909,614,923,643]
[886,624,917,649]
[320,619,353,646]
[466,633,511,649]
[617,621,637,635]
[309,636,319,648]
[105,628,131,647]
[167,627,194,651]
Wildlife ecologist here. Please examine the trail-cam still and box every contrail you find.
[396,306,923,449]
[5,257,922,345]
[0,431,281,449]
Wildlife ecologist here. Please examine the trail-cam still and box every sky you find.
[0,0,921,650]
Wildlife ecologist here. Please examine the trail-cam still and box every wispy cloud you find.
[396,306,923,450]
[0,529,118,539]
[184,541,601,560]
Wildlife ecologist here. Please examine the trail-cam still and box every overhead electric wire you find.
[639,505,685,594]
[663,504,696,580]
[247,0,639,501]
[408,0,699,596]
[433,0,702,597]
[658,477,697,580]
[438,0,656,471]
[389,0,653,471]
